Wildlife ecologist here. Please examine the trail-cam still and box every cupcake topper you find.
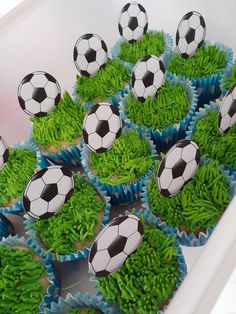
[82,103,122,153]
[131,55,165,103]
[218,83,236,134]
[157,139,200,198]
[118,1,148,43]
[0,136,9,172]
[73,33,108,77]
[23,165,74,219]
[176,11,206,59]
[17,71,61,117]
[88,214,144,277]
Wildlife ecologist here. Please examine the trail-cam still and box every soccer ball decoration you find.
[18,71,61,117]
[131,55,165,102]
[0,137,9,172]
[218,83,236,134]
[118,1,148,43]
[82,103,122,153]
[23,166,74,219]
[157,140,200,198]
[176,11,206,59]
[88,215,144,277]
[73,33,108,77]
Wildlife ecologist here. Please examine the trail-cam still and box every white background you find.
[0,0,236,145]
[0,1,236,313]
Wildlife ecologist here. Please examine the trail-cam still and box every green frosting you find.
[125,79,190,129]
[90,130,153,185]
[221,63,236,91]
[66,308,97,314]
[193,110,236,169]
[30,175,104,258]
[148,160,230,232]
[75,59,130,103]
[0,245,46,314]
[98,218,179,314]
[118,31,166,65]
[32,91,86,150]
[168,44,227,78]
[0,148,37,207]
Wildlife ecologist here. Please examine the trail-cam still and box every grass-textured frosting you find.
[221,63,236,90]
[67,308,97,314]
[118,31,166,65]
[148,160,230,233]
[168,45,227,78]
[0,148,37,207]
[0,246,46,314]
[98,219,179,314]
[125,79,190,129]
[75,59,130,103]
[192,110,236,169]
[90,130,153,185]
[30,175,104,258]
[32,91,86,151]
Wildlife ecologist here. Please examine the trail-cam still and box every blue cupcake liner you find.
[111,30,173,70]
[164,41,233,105]
[186,101,236,176]
[46,292,120,314]
[28,126,82,170]
[95,208,187,314]
[81,128,157,206]
[24,173,111,263]
[141,159,236,247]
[118,75,198,151]
[0,140,48,216]
[0,234,59,314]
[0,214,14,240]
[219,60,236,97]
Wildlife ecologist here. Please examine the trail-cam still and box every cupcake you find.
[220,60,236,96]
[0,140,47,215]
[186,102,236,173]
[0,235,58,314]
[96,210,186,314]
[81,128,156,205]
[166,42,233,105]
[30,91,86,169]
[119,76,198,150]
[46,292,119,314]
[25,173,111,262]
[142,159,236,246]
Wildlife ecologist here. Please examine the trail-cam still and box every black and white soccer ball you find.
[176,11,206,59]
[157,140,200,198]
[73,33,108,77]
[88,215,144,277]
[0,137,9,172]
[18,71,61,117]
[23,166,74,219]
[118,1,148,43]
[218,83,236,134]
[131,55,165,102]
[83,103,122,153]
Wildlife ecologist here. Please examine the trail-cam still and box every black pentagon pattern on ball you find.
[96,120,110,138]
[158,158,166,177]
[137,220,144,235]
[128,16,138,31]
[109,216,128,226]
[89,241,97,263]
[108,235,127,258]
[138,3,146,13]
[143,71,154,88]
[185,28,195,44]
[55,93,61,106]
[183,11,193,20]
[172,159,187,179]
[200,16,206,27]
[73,47,78,62]
[44,72,57,83]
[32,88,47,103]
[82,33,94,40]
[228,101,236,117]
[118,23,123,36]
[96,270,110,278]
[121,2,130,13]
[195,149,201,164]
[61,166,73,178]
[88,104,100,115]
[159,60,165,74]
[21,73,34,85]
[160,189,171,198]
[110,104,120,116]
[31,168,48,182]
[176,30,180,45]
[23,195,31,212]
[101,40,108,53]
[176,139,190,148]
[41,184,58,202]
[83,128,89,144]
[85,48,96,63]
[40,212,53,220]
[116,128,122,139]
[3,149,9,164]
[181,53,190,59]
